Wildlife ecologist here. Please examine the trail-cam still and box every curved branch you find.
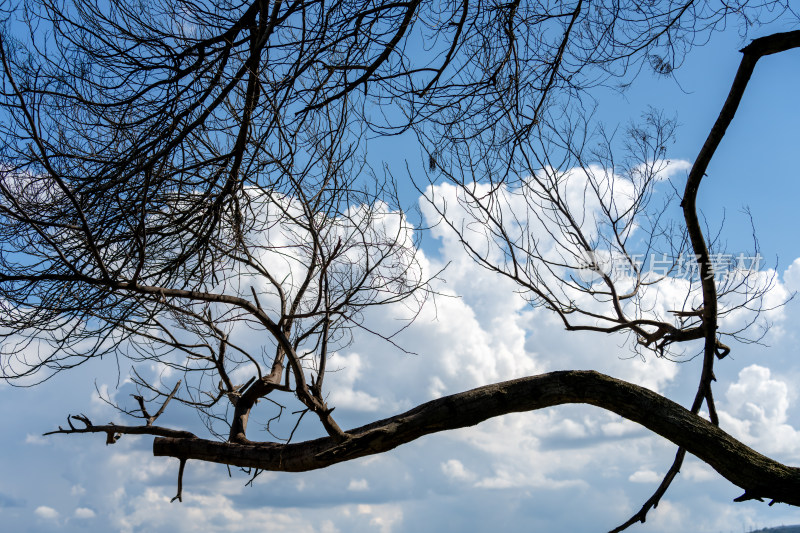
[680,29,800,353]
[154,370,800,505]
[680,30,800,425]
[624,29,800,529]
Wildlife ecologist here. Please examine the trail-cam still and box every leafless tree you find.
[1,0,799,528]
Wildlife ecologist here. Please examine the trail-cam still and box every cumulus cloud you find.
[74,507,96,519]
[326,353,382,412]
[440,459,476,483]
[305,171,797,529]
[107,448,173,483]
[34,505,59,520]
[446,413,601,491]
[719,364,800,458]
[3,172,800,533]
[784,258,800,293]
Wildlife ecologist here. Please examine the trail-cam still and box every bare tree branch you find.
[153,370,800,507]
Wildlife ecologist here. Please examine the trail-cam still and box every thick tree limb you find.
[154,371,800,505]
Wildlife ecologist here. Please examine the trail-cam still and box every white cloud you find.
[91,382,115,407]
[628,469,662,483]
[717,266,791,341]
[655,158,692,180]
[452,414,595,491]
[347,478,369,491]
[320,520,341,533]
[726,365,789,423]
[74,507,96,519]
[440,459,476,483]
[601,419,642,438]
[644,500,688,531]
[356,504,403,533]
[4,171,800,533]
[541,417,588,439]
[428,376,446,399]
[474,468,587,491]
[327,353,382,412]
[25,433,48,445]
[107,488,321,533]
[718,364,800,458]
[107,449,172,483]
[34,505,59,520]
[784,257,800,293]
[681,460,717,482]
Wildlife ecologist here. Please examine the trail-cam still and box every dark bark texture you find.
[154,370,800,505]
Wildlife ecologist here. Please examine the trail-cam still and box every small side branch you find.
[45,415,196,441]
[171,458,187,503]
[133,380,182,426]
[608,448,687,533]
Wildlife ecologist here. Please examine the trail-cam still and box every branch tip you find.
[171,458,187,503]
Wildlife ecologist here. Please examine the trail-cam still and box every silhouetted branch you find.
[154,370,800,506]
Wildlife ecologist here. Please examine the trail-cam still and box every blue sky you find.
[2,10,800,533]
